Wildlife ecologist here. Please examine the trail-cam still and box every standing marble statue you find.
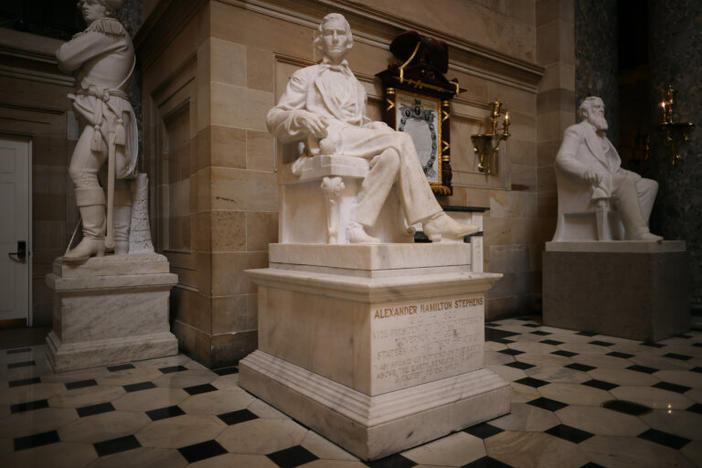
[56,0,138,261]
[555,96,662,241]
[267,13,477,243]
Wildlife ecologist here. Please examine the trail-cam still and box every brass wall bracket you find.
[471,100,510,175]
[658,85,695,166]
[660,122,694,166]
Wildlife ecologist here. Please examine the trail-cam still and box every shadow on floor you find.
[0,327,50,349]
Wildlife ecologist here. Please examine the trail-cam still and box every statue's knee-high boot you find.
[64,188,106,262]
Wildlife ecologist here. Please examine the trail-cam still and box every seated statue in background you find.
[56,0,138,261]
[266,13,477,243]
[555,96,662,241]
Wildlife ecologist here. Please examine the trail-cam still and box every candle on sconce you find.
[656,85,695,166]
[503,112,510,132]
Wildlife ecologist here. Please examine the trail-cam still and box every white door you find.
[0,136,31,324]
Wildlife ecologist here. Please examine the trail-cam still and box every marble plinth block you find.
[543,241,690,341]
[45,254,178,372]
[239,244,507,461]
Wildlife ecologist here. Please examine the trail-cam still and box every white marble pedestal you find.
[239,244,507,461]
[543,240,690,341]
[45,254,179,372]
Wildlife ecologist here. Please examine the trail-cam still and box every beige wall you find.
[534,0,576,297]
[136,0,558,366]
[0,28,77,328]
[350,0,536,62]
[0,0,577,368]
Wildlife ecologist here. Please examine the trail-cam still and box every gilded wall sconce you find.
[658,85,695,166]
[471,101,510,175]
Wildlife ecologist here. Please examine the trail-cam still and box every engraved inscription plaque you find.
[370,295,484,394]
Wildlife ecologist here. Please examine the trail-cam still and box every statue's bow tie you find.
[319,59,352,75]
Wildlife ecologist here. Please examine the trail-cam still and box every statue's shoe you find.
[63,238,105,263]
[347,222,380,244]
[631,230,663,242]
[423,213,479,243]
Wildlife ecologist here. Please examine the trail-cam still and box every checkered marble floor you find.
[1,317,701,467]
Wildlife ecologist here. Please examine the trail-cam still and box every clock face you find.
[395,93,441,184]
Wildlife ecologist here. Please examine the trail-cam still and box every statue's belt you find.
[76,85,129,102]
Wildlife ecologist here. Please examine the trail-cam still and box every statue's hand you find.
[297,111,329,139]
[584,170,602,187]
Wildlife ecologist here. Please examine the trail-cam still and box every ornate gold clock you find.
[376,31,462,196]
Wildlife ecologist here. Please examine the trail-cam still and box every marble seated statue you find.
[267,13,478,244]
[552,96,661,242]
[56,0,151,261]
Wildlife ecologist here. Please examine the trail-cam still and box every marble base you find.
[240,351,510,461]
[45,254,179,372]
[240,243,507,460]
[543,240,691,341]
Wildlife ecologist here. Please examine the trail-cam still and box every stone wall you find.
[534,0,576,311]
[349,0,536,62]
[8,0,696,365]
[136,0,547,365]
[116,0,144,172]
[137,0,216,364]
[0,29,77,327]
[647,0,702,307]
[574,0,619,147]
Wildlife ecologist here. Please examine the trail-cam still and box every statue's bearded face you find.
[320,17,351,63]
[585,99,608,131]
[79,0,108,24]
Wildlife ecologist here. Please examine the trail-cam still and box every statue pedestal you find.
[543,241,690,341]
[239,244,507,461]
[45,254,178,372]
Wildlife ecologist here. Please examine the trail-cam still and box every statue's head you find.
[314,13,353,64]
[79,0,122,24]
[579,96,608,132]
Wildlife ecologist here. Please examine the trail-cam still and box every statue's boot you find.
[113,181,133,255]
[616,181,663,241]
[64,188,106,263]
[423,212,479,243]
[347,221,380,244]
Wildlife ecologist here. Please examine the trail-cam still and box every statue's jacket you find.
[56,17,138,179]
[555,121,642,200]
[266,59,375,144]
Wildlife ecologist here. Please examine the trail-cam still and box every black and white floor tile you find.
[1,317,701,467]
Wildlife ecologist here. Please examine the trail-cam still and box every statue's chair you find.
[277,144,415,244]
[552,168,625,241]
